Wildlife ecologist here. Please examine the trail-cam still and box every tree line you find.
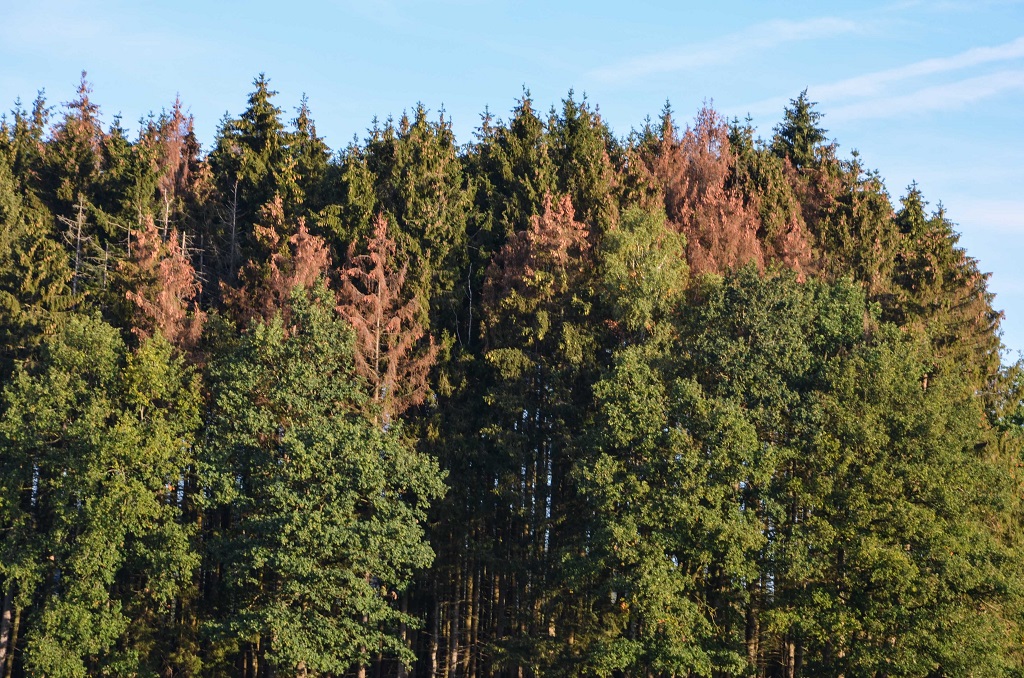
[0,72,1022,677]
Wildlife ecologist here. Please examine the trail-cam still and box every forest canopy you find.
[0,74,1021,678]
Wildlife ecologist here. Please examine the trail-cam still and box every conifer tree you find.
[0,150,75,376]
[45,73,105,213]
[771,89,828,170]
[892,185,1002,382]
[478,194,596,674]
[363,105,470,333]
[135,98,202,238]
[646,106,763,275]
[288,95,331,218]
[222,194,331,328]
[122,216,205,350]
[461,93,557,349]
[207,74,292,281]
[337,214,437,422]
[548,93,619,238]
[473,93,557,245]
[729,117,814,276]
[0,93,49,199]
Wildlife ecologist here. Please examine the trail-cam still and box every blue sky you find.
[2,0,1023,357]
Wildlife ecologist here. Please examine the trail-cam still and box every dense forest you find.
[0,72,1021,678]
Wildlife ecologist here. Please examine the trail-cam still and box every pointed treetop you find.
[337,213,438,422]
[771,88,828,169]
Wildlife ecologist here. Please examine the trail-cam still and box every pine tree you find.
[771,89,829,170]
[548,92,619,238]
[479,194,596,674]
[0,149,75,377]
[288,95,331,218]
[364,104,470,334]
[207,74,291,281]
[222,194,331,328]
[645,105,763,275]
[891,184,1002,382]
[121,216,206,350]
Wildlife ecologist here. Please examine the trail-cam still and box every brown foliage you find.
[337,214,437,421]
[124,217,205,349]
[223,195,331,327]
[483,191,598,360]
[650,106,763,275]
[481,192,589,311]
[147,97,199,234]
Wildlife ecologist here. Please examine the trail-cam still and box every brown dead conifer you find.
[152,98,196,236]
[653,106,763,275]
[482,193,590,346]
[481,192,589,311]
[337,214,437,421]
[124,217,205,349]
[223,195,331,327]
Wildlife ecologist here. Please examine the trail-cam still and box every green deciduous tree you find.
[0,316,200,677]
[202,282,444,677]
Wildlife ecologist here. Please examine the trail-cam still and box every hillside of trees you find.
[0,73,1022,678]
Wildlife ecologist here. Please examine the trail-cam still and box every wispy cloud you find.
[827,69,1024,121]
[734,36,1024,121]
[814,36,1024,101]
[590,17,860,83]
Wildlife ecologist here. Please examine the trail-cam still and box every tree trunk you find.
[0,587,13,671]
[3,605,18,678]
[229,180,240,278]
[430,595,440,678]
[469,563,481,678]
[397,592,409,678]
[162,195,172,240]
[745,580,760,668]
[448,561,461,678]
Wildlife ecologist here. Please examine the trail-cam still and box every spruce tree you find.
[771,89,828,170]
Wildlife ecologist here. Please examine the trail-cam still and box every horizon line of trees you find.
[1,72,1022,678]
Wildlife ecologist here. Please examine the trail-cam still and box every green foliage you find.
[0,316,200,677]
[891,184,1002,380]
[0,78,1017,678]
[0,149,75,376]
[202,282,444,675]
[597,205,687,339]
[771,89,829,170]
[548,93,619,237]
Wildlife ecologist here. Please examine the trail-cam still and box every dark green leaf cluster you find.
[0,77,1017,678]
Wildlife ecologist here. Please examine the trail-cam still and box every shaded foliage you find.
[0,77,1016,678]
